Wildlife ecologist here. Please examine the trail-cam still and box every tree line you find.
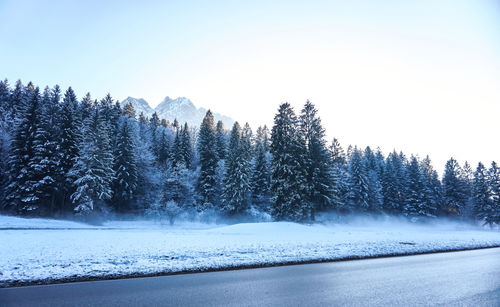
[0,79,498,225]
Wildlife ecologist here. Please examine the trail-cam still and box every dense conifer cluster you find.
[0,79,498,225]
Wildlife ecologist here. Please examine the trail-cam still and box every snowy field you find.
[0,215,499,287]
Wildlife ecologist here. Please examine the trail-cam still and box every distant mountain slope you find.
[120,97,154,117]
[155,96,198,124]
[120,96,234,128]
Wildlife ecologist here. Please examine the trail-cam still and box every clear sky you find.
[1,0,499,173]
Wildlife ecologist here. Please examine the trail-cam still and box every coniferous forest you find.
[0,79,499,226]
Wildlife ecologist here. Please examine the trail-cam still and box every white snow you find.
[0,215,498,286]
[0,215,97,229]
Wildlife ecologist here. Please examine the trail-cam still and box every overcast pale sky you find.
[1,0,499,172]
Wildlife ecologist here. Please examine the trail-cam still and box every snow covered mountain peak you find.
[120,95,234,128]
[156,96,197,116]
[121,97,154,117]
[162,96,192,106]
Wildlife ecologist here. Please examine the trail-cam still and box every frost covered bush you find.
[164,200,182,225]
[245,205,272,222]
[146,200,182,225]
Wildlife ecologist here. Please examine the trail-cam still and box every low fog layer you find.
[1,213,498,287]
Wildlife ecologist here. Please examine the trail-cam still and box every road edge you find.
[2,245,500,288]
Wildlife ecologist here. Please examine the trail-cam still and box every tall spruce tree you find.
[59,87,80,212]
[171,129,184,168]
[329,138,346,165]
[9,80,24,123]
[0,79,11,116]
[381,151,406,214]
[222,122,252,215]
[461,161,475,219]
[241,123,253,191]
[329,138,348,212]
[215,120,227,160]
[0,80,11,209]
[99,94,116,126]
[442,158,468,217]
[403,156,429,218]
[363,147,383,213]
[134,111,159,210]
[80,93,94,122]
[270,103,309,221]
[181,123,193,169]
[420,156,440,218]
[32,86,61,214]
[262,125,270,152]
[472,162,490,224]
[148,112,161,160]
[111,117,138,212]
[346,148,370,212]
[486,162,500,226]
[0,79,13,132]
[252,126,271,208]
[197,110,218,209]
[5,85,46,213]
[156,128,170,168]
[70,107,115,215]
[108,100,123,168]
[254,126,265,153]
[299,100,337,218]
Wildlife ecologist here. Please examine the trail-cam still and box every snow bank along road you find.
[0,215,499,287]
[1,248,499,307]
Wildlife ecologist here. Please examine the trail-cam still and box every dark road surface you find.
[1,248,499,306]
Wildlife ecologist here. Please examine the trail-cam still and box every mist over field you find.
[1,213,498,287]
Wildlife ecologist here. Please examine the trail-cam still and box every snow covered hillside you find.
[1,215,498,287]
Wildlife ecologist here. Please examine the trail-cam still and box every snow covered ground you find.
[0,215,499,287]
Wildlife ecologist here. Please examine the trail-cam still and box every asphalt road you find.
[2,248,499,307]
